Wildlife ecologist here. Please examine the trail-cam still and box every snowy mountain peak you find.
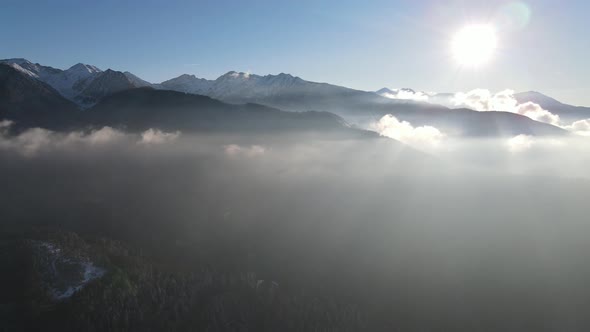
[220,71,251,79]
[275,72,294,78]
[74,69,138,106]
[376,88,394,95]
[2,58,32,66]
[178,73,197,79]
[67,63,102,74]
[0,58,66,83]
[160,73,211,94]
[2,62,38,78]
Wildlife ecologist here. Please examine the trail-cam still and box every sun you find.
[452,24,497,67]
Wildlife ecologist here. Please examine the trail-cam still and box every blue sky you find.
[2,0,589,105]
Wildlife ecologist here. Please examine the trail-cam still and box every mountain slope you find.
[0,58,102,100]
[161,71,566,136]
[123,72,153,87]
[160,74,210,94]
[0,64,80,130]
[161,71,382,113]
[87,88,370,135]
[0,58,571,137]
[0,59,156,107]
[515,91,590,123]
[396,107,567,137]
[75,69,138,106]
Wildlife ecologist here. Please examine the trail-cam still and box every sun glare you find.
[452,24,497,67]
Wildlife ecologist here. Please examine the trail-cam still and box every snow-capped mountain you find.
[160,74,211,94]
[76,69,140,106]
[0,58,102,99]
[0,57,579,137]
[208,72,307,101]
[160,71,309,102]
[0,63,80,130]
[0,58,150,107]
[0,59,565,136]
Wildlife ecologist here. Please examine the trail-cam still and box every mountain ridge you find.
[0,58,574,137]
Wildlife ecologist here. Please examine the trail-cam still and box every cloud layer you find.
[0,122,181,156]
[224,144,266,157]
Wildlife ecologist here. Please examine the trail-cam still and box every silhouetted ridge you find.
[87,88,359,134]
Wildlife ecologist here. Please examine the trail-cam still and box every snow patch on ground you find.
[32,241,106,300]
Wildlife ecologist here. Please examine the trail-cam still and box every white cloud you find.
[453,89,521,113]
[453,89,561,126]
[12,128,55,156]
[138,129,181,144]
[507,134,534,153]
[224,144,266,157]
[379,89,430,101]
[516,102,560,126]
[506,134,564,153]
[0,120,14,135]
[564,119,590,136]
[453,89,495,112]
[87,127,126,144]
[371,114,444,148]
[0,122,129,156]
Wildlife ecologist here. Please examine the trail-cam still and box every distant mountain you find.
[397,107,566,137]
[515,91,590,123]
[0,58,150,107]
[0,58,101,100]
[160,74,210,94]
[0,58,571,137]
[160,71,321,104]
[75,69,139,106]
[0,64,80,130]
[123,71,153,88]
[376,88,430,101]
[86,88,371,136]
[159,71,565,136]
[161,71,412,119]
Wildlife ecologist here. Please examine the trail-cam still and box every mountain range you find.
[514,91,590,123]
[0,63,79,130]
[1,58,583,137]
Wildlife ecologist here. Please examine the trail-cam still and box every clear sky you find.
[2,0,589,105]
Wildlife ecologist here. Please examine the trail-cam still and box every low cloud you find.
[516,102,560,126]
[0,121,182,156]
[84,127,127,145]
[453,89,522,113]
[224,144,266,157]
[0,119,13,129]
[139,129,181,145]
[507,134,534,153]
[564,119,590,136]
[506,134,564,153]
[453,89,561,126]
[0,125,128,156]
[371,114,444,148]
[379,88,430,101]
